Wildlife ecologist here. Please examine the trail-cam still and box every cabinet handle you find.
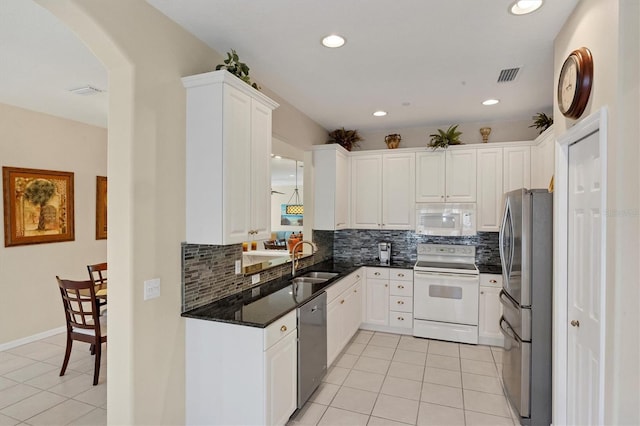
[374,272,381,276]
[353,289,358,293]
[441,196,444,199]
[397,300,404,305]
[398,273,405,277]
[280,325,287,332]
[357,275,360,279]
[480,291,484,295]
[340,299,345,304]
[397,317,404,321]
[489,279,497,283]
[446,195,450,198]
[385,284,388,287]
[397,285,404,289]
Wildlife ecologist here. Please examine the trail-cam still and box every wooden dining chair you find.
[56,276,107,385]
[87,262,107,312]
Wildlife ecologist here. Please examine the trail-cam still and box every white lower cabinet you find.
[478,274,504,346]
[362,267,413,334]
[326,270,363,366]
[186,311,297,425]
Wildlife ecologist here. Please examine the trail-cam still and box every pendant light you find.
[285,161,303,215]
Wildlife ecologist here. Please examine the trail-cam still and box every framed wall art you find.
[2,166,75,247]
[96,176,107,240]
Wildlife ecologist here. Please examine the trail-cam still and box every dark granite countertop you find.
[477,263,502,274]
[181,259,416,328]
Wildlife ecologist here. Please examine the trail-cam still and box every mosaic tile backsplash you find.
[181,229,498,312]
[182,232,333,312]
[329,230,500,266]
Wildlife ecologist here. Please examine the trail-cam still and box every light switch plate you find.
[144,278,161,301]
[251,274,260,285]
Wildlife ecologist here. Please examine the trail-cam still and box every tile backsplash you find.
[181,229,498,312]
[325,229,500,266]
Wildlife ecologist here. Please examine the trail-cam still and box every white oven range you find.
[413,244,480,344]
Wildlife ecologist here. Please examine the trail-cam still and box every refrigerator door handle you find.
[499,316,518,341]
[499,289,520,311]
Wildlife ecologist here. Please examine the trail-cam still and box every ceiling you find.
[0,0,577,133]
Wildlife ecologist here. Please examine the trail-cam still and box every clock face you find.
[557,47,593,119]
[559,58,578,113]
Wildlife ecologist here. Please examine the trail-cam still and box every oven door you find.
[413,271,479,325]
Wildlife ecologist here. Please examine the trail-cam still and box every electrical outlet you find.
[144,278,161,301]
[251,287,260,298]
[235,259,241,275]
[251,273,260,285]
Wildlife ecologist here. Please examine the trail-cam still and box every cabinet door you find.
[265,331,297,426]
[503,146,531,193]
[365,278,389,326]
[445,149,477,202]
[531,130,555,189]
[477,148,504,232]
[347,281,363,341]
[327,298,342,366]
[416,151,446,202]
[335,150,349,229]
[223,86,252,243]
[250,99,273,241]
[478,286,504,344]
[382,153,415,229]
[351,155,382,228]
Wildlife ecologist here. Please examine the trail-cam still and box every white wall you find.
[0,102,107,345]
[554,0,639,422]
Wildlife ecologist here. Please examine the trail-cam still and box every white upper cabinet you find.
[476,148,504,232]
[531,126,555,189]
[183,70,278,245]
[503,146,531,193]
[416,148,476,203]
[313,145,350,230]
[351,152,415,229]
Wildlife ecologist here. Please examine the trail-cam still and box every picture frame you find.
[2,166,75,247]
[96,176,107,240]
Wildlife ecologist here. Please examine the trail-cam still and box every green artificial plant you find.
[215,49,260,90]
[327,127,363,151]
[429,125,463,149]
[529,112,554,134]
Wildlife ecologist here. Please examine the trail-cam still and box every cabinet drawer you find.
[264,310,297,350]
[480,274,502,288]
[389,280,413,297]
[390,311,413,328]
[367,267,390,279]
[326,269,362,303]
[390,269,412,281]
[389,296,412,313]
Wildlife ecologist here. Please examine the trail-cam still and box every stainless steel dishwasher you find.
[297,291,327,408]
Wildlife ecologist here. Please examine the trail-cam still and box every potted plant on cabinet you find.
[428,124,463,149]
[215,49,260,90]
[529,112,554,134]
[327,127,363,151]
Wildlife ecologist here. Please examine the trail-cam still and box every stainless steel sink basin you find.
[291,277,328,285]
[299,272,339,280]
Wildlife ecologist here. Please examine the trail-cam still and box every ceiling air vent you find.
[497,67,520,83]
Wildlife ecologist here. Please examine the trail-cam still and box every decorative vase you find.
[385,134,402,149]
[479,127,491,143]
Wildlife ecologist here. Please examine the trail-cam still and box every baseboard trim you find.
[0,326,66,352]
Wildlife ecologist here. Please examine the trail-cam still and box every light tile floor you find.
[289,330,518,426]
[0,333,106,426]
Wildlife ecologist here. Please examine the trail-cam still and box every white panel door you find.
[477,148,504,231]
[250,99,272,241]
[567,130,604,425]
[223,86,252,243]
[382,153,415,229]
[503,146,531,192]
[416,151,446,202]
[351,155,382,228]
[445,149,477,202]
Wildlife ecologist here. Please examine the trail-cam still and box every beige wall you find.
[0,102,107,345]
[554,0,639,422]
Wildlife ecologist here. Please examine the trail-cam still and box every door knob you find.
[570,320,580,327]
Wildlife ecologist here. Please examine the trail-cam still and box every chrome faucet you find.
[291,240,317,276]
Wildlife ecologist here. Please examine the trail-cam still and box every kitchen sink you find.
[291,277,328,285]
[299,271,339,280]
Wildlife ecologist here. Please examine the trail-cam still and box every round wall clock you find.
[557,47,593,119]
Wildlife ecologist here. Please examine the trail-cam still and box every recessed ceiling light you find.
[509,0,543,15]
[322,34,345,48]
[373,110,387,117]
[482,99,500,106]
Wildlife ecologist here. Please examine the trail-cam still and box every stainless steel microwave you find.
[415,203,477,236]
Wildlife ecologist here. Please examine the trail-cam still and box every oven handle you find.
[499,289,520,311]
[414,271,479,281]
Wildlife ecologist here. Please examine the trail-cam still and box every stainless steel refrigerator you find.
[499,188,552,426]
